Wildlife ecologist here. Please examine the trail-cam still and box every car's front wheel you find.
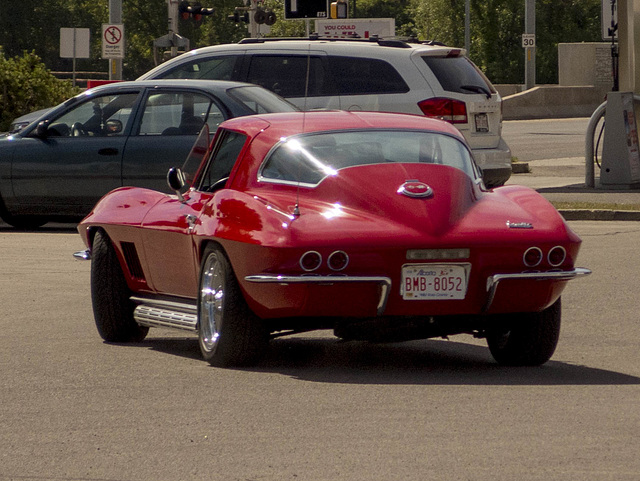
[486,298,561,366]
[91,230,148,343]
[198,244,268,367]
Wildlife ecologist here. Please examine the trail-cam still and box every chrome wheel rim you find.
[199,253,225,353]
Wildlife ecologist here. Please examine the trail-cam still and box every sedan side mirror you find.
[34,120,49,138]
[167,167,187,203]
[105,119,123,135]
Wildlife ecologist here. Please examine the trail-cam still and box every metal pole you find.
[108,0,123,80]
[465,0,470,54]
[525,0,535,90]
[168,0,179,57]
[72,28,77,87]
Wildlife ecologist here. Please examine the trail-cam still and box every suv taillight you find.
[418,98,468,124]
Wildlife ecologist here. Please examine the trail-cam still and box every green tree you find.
[0,0,608,84]
[0,50,81,131]
[407,0,602,84]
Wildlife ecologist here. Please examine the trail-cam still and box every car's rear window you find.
[260,130,476,186]
[330,56,409,95]
[422,56,495,95]
[227,86,298,114]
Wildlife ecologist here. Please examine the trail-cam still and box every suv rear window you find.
[422,56,494,95]
[330,56,409,95]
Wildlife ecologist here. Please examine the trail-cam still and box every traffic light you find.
[254,8,277,26]
[179,1,214,22]
[330,0,347,18]
[227,8,249,23]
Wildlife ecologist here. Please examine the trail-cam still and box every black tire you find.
[0,200,47,229]
[1,215,47,230]
[197,244,268,367]
[90,230,148,342]
[486,298,562,366]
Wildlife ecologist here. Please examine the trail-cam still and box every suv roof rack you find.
[237,35,447,49]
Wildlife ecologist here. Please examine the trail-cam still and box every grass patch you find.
[551,201,640,211]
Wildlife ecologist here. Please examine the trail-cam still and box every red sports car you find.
[76,111,590,367]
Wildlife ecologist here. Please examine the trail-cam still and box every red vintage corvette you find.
[76,111,590,367]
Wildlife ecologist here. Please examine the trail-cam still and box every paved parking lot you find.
[1,220,639,480]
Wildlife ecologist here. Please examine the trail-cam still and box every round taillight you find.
[548,246,566,267]
[328,251,349,271]
[300,251,322,272]
[523,247,543,267]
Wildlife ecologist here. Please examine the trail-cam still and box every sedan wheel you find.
[198,244,268,367]
[486,298,562,366]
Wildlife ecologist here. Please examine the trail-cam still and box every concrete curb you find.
[559,209,640,221]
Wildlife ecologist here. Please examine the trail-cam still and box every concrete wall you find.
[499,43,614,120]
[502,85,608,120]
[558,43,613,87]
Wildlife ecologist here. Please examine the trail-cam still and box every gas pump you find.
[599,91,640,188]
[586,0,640,189]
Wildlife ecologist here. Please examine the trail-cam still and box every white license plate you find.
[475,113,489,132]
[401,264,468,300]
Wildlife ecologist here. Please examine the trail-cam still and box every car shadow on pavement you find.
[0,222,78,233]
[144,334,640,386]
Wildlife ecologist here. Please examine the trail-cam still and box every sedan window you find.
[138,91,224,136]
[227,85,298,114]
[48,93,139,137]
[261,130,477,186]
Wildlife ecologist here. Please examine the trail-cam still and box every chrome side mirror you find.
[167,167,186,203]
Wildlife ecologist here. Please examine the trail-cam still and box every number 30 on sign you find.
[522,34,536,48]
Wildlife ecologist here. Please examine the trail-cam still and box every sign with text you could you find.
[285,0,329,19]
[102,24,125,59]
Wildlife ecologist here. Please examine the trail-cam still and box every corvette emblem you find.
[397,180,434,198]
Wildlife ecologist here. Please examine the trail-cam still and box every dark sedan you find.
[0,80,297,228]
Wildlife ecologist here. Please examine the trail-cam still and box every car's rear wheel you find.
[198,244,268,367]
[91,230,148,342]
[486,298,561,366]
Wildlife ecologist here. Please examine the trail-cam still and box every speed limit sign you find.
[522,34,536,48]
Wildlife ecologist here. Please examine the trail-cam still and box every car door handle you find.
[98,148,119,156]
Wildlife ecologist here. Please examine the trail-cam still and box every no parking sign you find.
[102,24,125,59]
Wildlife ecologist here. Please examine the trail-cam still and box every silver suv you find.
[140,37,512,186]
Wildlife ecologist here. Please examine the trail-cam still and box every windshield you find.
[181,124,211,186]
[260,130,477,186]
[227,86,298,114]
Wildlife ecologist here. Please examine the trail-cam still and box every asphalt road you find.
[502,117,592,162]
[1,220,639,481]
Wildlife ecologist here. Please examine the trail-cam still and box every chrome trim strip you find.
[134,306,198,331]
[131,296,198,331]
[245,274,392,316]
[483,267,591,312]
[130,296,197,313]
[73,249,91,260]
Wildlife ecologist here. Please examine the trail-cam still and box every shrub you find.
[0,50,80,132]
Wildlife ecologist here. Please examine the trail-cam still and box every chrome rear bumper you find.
[483,267,592,312]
